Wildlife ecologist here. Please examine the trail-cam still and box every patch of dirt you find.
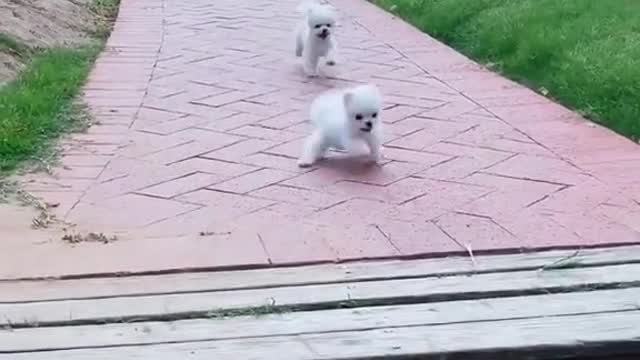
[0,0,97,85]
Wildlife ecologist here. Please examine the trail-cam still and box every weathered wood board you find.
[1,246,640,359]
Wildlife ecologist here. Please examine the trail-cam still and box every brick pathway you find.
[2,0,640,278]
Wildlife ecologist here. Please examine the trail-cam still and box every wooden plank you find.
[3,245,640,303]
[302,310,640,359]
[3,310,639,359]
[2,287,639,352]
[2,262,640,327]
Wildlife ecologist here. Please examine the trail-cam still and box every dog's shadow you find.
[314,150,386,176]
[294,62,341,82]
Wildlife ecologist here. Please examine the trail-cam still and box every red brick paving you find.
[1,0,640,279]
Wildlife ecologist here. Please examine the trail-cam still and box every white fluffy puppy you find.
[298,84,384,167]
[295,1,338,77]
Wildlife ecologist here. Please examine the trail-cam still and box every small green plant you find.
[92,0,121,14]
[207,304,295,319]
[91,0,121,38]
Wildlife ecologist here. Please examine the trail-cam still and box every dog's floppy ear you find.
[343,92,354,108]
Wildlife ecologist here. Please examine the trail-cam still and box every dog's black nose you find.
[365,121,373,128]
[322,28,328,34]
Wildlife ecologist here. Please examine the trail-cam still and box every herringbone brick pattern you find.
[2,0,639,278]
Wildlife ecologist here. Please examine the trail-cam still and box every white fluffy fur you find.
[295,0,339,77]
[298,84,384,167]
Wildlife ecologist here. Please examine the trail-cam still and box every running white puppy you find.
[298,84,384,167]
[295,0,338,77]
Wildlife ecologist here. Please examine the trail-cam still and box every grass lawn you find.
[374,0,640,141]
[0,0,120,174]
[0,46,102,172]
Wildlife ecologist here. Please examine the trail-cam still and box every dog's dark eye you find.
[372,112,378,118]
[326,24,332,27]
[314,24,321,29]
[355,114,363,121]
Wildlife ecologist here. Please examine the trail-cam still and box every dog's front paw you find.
[304,70,319,77]
[303,63,319,77]
[368,151,383,165]
[297,158,314,168]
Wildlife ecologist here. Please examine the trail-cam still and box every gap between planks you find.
[2,245,640,303]
[2,260,640,327]
[2,246,640,358]
[2,310,640,359]
[1,287,639,353]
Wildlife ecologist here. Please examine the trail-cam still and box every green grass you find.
[91,0,122,38]
[0,0,120,174]
[375,0,640,141]
[0,45,102,172]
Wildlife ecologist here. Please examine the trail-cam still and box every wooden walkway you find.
[2,246,640,359]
